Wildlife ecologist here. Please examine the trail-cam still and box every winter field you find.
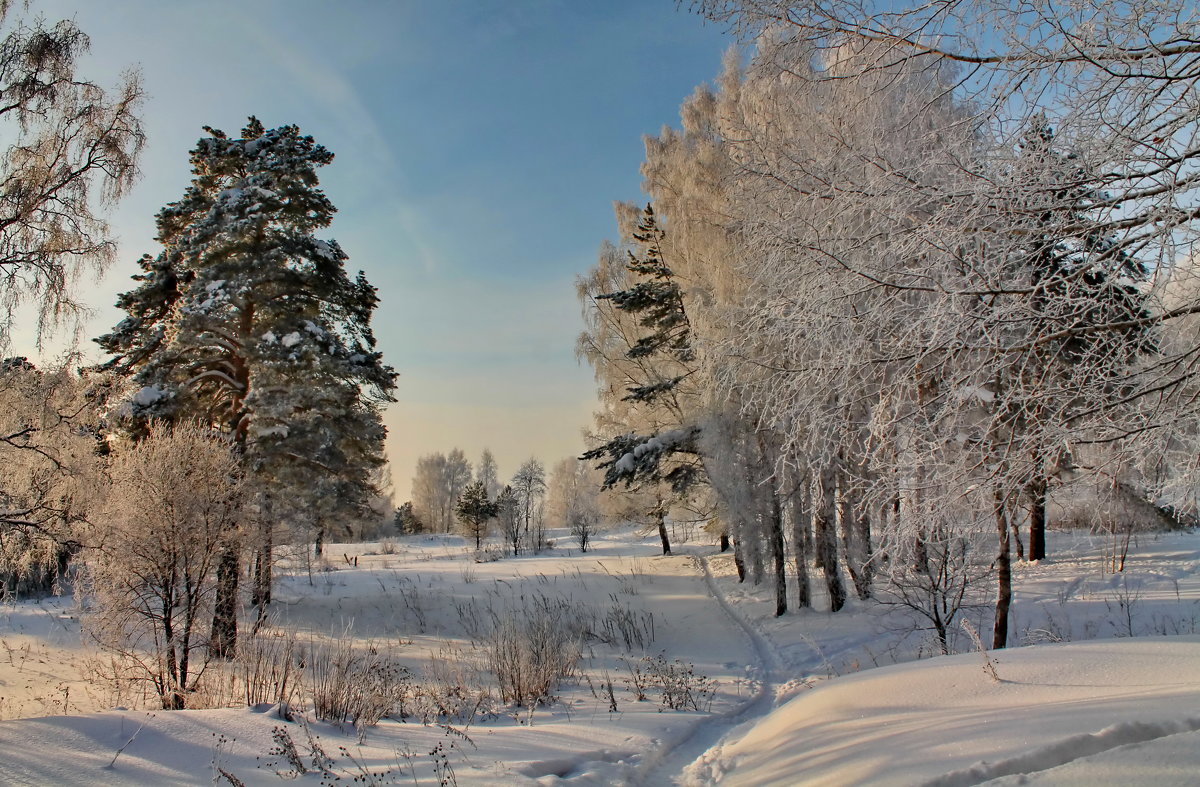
[0,524,1197,785]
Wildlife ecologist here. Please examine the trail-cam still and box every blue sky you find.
[22,0,732,498]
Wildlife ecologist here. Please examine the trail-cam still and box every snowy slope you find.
[689,637,1200,786]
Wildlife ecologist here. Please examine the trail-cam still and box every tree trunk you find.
[252,507,272,614]
[733,539,747,582]
[163,612,184,709]
[791,478,812,609]
[1027,464,1047,561]
[749,539,764,584]
[210,545,239,660]
[769,483,787,617]
[719,532,730,552]
[816,462,847,612]
[655,502,671,555]
[853,504,874,599]
[992,488,1012,650]
[838,470,873,600]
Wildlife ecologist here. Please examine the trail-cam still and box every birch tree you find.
[85,422,242,709]
[0,4,143,349]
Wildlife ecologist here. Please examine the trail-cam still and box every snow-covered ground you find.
[0,526,1196,785]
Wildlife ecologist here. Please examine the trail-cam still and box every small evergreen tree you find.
[455,481,498,550]
[393,501,423,534]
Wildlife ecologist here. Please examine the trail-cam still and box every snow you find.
[281,331,302,348]
[130,385,167,408]
[693,638,1200,786]
[0,527,1197,785]
[614,428,697,476]
[311,239,338,261]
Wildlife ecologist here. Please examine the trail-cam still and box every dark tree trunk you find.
[313,523,325,557]
[816,462,847,612]
[251,508,272,613]
[655,503,671,555]
[733,539,747,583]
[791,478,812,609]
[853,504,874,599]
[210,545,239,660]
[1027,465,1047,561]
[769,483,787,617]
[992,488,1012,650]
[719,532,730,552]
[838,471,873,601]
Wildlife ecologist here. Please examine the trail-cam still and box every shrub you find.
[305,635,411,731]
[483,599,583,707]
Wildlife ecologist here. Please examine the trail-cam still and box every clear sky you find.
[18,0,732,500]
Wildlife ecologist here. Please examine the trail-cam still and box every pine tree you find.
[96,118,397,657]
[455,481,498,550]
[393,501,423,534]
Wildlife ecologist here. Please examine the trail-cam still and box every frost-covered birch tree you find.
[0,4,142,598]
[85,421,242,709]
[0,3,143,349]
[411,449,472,534]
[477,448,500,499]
[511,458,548,552]
[680,0,1184,644]
[0,358,100,596]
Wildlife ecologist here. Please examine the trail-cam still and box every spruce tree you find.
[582,205,701,493]
[581,205,703,555]
[97,118,396,656]
[1009,115,1154,561]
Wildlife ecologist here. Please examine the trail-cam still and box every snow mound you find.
[696,637,1200,786]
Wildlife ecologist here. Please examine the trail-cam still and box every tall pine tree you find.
[97,118,396,656]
